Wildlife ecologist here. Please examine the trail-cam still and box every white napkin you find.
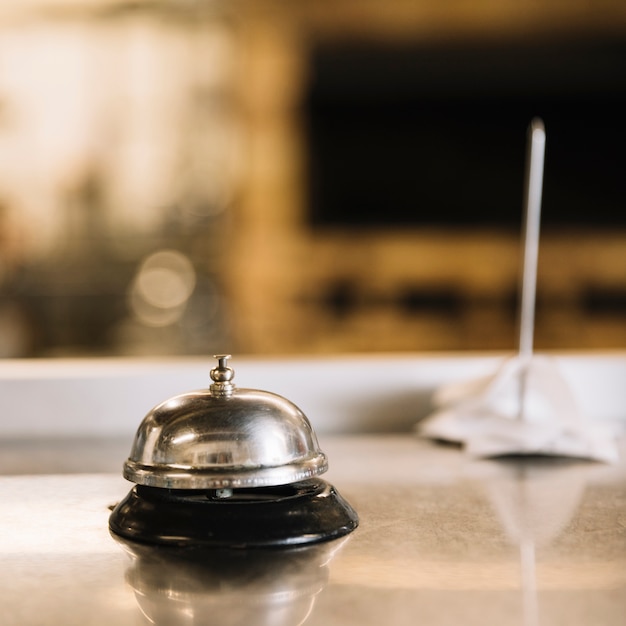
[417,355,619,463]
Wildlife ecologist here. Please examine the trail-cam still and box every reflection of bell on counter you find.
[109,355,358,547]
[115,538,345,626]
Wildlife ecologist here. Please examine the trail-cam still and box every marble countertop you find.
[1,434,625,626]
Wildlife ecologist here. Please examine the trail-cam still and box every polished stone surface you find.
[1,435,625,625]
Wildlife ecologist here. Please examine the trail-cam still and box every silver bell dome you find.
[123,355,328,489]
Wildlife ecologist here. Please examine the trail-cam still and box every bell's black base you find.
[109,478,358,549]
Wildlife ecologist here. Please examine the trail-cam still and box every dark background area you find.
[305,34,626,230]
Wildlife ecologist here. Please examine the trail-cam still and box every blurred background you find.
[0,0,624,358]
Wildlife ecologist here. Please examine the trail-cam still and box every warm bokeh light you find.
[0,1,624,356]
[130,249,197,327]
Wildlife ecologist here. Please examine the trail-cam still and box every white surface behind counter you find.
[0,352,625,438]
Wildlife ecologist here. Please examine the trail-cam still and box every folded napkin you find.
[417,355,619,463]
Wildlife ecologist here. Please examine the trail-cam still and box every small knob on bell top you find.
[210,354,235,396]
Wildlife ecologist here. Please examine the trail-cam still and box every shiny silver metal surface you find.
[123,355,328,489]
[2,435,626,626]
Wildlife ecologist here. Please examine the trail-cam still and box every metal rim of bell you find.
[123,453,329,490]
